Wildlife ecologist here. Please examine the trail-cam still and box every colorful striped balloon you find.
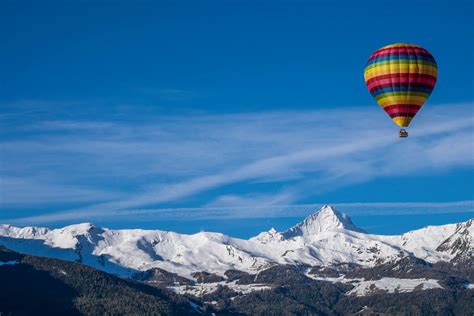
[364,43,437,128]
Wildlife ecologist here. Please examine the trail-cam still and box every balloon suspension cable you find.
[399,129,408,138]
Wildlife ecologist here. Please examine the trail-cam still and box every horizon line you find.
[2,200,473,226]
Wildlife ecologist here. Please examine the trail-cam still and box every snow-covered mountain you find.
[281,205,365,238]
[0,205,472,279]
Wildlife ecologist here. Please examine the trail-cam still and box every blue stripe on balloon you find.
[367,54,436,65]
[371,86,433,97]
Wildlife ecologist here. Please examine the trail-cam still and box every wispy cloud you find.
[0,176,118,207]
[0,102,473,224]
[130,200,474,219]
[7,200,473,225]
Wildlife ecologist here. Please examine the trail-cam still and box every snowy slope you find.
[0,205,472,279]
[391,219,473,263]
[345,277,443,296]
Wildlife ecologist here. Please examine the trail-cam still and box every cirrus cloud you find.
[0,101,472,224]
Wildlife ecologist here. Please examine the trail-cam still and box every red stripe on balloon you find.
[368,47,431,61]
[388,113,417,118]
[365,75,437,90]
[365,73,436,85]
[384,104,421,116]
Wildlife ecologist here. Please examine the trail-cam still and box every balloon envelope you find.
[364,43,437,127]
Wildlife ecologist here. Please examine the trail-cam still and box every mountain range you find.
[1,205,472,278]
[1,205,473,315]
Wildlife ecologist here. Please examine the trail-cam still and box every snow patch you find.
[168,281,272,297]
[0,260,17,266]
[347,278,443,296]
[305,272,443,296]
[306,274,363,284]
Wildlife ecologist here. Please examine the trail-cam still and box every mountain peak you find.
[251,227,283,243]
[282,205,364,238]
[268,227,278,234]
[62,222,98,235]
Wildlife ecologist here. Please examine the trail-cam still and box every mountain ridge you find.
[0,205,472,280]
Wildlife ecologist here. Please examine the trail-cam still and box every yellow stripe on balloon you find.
[365,63,437,74]
[377,96,427,107]
[392,116,414,127]
[381,43,419,49]
[364,65,437,79]
[364,60,436,71]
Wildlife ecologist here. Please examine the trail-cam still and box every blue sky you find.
[0,1,473,237]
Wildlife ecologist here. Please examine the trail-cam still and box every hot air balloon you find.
[364,43,437,137]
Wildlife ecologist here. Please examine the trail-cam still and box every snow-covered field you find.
[305,273,443,296]
[168,281,272,297]
[346,277,443,296]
